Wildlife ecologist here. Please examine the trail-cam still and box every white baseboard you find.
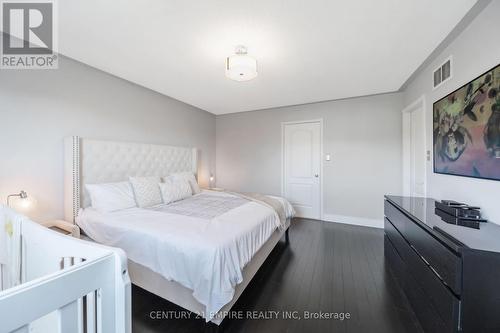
[322,213,383,229]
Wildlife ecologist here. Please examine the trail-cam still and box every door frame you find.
[401,96,427,197]
[281,119,324,220]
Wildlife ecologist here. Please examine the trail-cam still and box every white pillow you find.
[159,178,192,204]
[168,172,200,194]
[129,176,163,208]
[85,182,136,213]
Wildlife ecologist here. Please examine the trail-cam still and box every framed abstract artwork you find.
[433,63,500,181]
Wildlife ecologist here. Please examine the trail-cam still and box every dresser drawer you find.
[384,235,405,285]
[385,235,449,332]
[403,264,451,333]
[385,218,460,331]
[385,200,462,295]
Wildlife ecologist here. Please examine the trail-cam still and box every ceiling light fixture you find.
[225,45,257,82]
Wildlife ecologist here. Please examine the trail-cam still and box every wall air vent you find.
[433,57,452,89]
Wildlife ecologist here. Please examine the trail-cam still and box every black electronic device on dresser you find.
[384,196,500,333]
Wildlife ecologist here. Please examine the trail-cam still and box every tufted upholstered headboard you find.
[64,136,198,223]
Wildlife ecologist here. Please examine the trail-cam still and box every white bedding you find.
[77,190,294,320]
[152,192,248,219]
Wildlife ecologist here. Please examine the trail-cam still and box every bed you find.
[64,137,294,325]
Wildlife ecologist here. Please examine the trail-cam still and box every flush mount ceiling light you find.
[225,45,257,82]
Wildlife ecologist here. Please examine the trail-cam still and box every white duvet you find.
[77,190,294,320]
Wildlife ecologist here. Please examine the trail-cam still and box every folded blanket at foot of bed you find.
[225,191,292,229]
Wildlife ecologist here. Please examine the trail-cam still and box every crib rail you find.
[0,255,123,333]
[0,206,131,333]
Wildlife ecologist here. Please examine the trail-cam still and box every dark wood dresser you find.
[384,195,500,333]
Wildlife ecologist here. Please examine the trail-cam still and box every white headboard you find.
[64,136,198,222]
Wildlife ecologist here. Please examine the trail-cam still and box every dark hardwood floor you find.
[132,218,422,333]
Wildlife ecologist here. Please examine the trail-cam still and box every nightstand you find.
[40,220,80,238]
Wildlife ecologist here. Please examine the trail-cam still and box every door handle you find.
[314,174,319,178]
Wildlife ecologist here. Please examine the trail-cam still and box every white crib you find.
[0,205,131,333]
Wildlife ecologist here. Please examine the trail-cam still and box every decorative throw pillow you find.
[168,172,200,194]
[159,178,192,204]
[85,181,137,213]
[129,176,163,208]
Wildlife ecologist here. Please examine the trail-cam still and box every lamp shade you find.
[225,46,257,82]
[8,191,36,212]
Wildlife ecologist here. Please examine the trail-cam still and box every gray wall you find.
[3,2,497,226]
[402,0,500,223]
[0,56,216,221]
[216,93,403,221]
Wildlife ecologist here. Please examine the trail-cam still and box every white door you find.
[283,121,321,219]
[402,98,426,197]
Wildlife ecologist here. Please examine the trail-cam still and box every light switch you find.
[325,154,331,161]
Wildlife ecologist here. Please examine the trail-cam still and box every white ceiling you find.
[58,0,477,114]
